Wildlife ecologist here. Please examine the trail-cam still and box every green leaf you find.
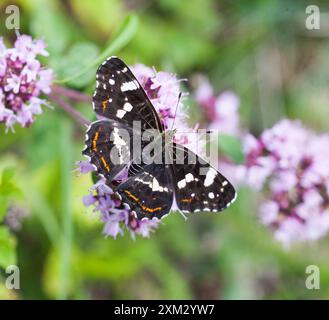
[0,168,22,221]
[1,168,15,184]
[0,196,9,222]
[0,168,21,196]
[55,14,139,84]
[0,227,16,268]
[56,42,100,88]
[219,134,245,164]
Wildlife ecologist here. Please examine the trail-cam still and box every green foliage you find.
[0,168,20,269]
[29,0,77,55]
[0,227,16,268]
[0,168,22,221]
[55,42,100,88]
[55,14,139,85]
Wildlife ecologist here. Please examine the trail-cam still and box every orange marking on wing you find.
[124,190,138,202]
[181,198,193,203]
[124,190,162,213]
[92,131,99,151]
[102,100,107,111]
[100,156,111,173]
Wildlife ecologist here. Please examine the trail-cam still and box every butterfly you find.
[83,57,236,220]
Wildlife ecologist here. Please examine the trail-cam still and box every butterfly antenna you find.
[178,208,188,221]
[171,92,182,131]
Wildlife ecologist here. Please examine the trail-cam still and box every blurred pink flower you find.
[0,35,53,132]
[241,119,329,247]
[194,79,240,136]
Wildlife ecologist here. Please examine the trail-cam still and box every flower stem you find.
[49,93,90,127]
[51,85,91,103]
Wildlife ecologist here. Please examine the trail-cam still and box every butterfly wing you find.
[93,56,163,132]
[116,163,174,219]
[83,119,132,181]
[85,56,164,182]
[170,143,236,213]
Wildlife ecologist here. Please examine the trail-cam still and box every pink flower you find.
[260,201,279,225]
[0,35,53,132]
[194,79,241,136]
[36,69,53,94]
[5,74,21,93]
[242,119,329,247]
[261,120,308,169]
[210,91,240,136]
[270,170,297,193]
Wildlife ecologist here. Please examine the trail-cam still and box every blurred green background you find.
[1,0,329,299]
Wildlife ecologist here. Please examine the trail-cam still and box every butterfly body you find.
[83,57,236,220]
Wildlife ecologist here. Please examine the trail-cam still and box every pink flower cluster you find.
[0,35,53,132]
[194,78,240,136]
[81,65,191,239]
[239,119,329,247]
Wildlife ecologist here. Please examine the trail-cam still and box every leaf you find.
[0,168,21,198]
[219,134,245,164]
[0,226,17,268]
[56,42,100,88]
[0,196,9,222]
[55,14,139,84]
[1,167,15,184]
[0,168,22,221]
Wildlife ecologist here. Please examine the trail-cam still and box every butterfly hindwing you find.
[171,143,236,213]
[116,163,174,219]
[93,56,163,132]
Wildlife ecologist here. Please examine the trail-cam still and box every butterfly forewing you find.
[93,56,163,132]
[171,143,236,213]
[83,119,132,181]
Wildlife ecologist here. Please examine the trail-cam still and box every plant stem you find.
[49,93,90,127]
[51,85,91,103]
